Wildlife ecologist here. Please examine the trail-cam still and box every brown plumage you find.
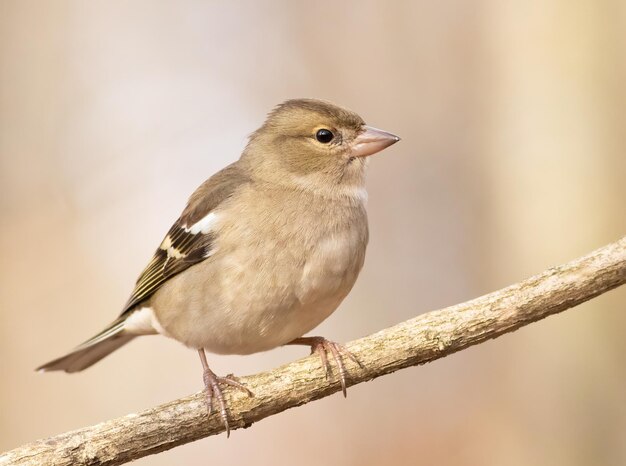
[38,98,400,435]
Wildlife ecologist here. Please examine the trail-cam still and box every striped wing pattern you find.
[119,162,250,316]
[121,221,214,314]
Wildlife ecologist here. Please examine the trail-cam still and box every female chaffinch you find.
[38,98,400,434]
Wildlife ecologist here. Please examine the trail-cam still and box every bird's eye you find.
[315,129,334,144]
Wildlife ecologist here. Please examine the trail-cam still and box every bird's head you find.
[242,99,400,198]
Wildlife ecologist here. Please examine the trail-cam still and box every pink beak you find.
[351,125,400,157]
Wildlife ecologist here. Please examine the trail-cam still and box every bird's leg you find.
[197,348,253,437]
[286,336,363,397]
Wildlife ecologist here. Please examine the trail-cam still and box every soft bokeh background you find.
[1,1,625,465]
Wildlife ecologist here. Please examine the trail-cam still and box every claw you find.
[287,336,362,397]
[198,349,253,437]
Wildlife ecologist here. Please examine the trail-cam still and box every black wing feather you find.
[120,222,214,314]
[119,163,249,315]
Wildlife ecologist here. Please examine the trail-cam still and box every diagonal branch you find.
[2,236,625,466]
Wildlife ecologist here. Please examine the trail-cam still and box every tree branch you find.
[2,237,625,466]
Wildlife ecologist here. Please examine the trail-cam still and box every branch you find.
[2,237,625,466]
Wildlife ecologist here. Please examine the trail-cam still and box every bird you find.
[38,98,400,435]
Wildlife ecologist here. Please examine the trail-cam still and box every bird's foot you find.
[198,349,253,437]
[288,336,363,397]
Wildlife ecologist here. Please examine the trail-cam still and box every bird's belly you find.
[152,228,365,354]
[204,289,350,355]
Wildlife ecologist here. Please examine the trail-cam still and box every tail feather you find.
[37,318,135,373]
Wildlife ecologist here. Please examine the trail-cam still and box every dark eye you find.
[315,128,334,143]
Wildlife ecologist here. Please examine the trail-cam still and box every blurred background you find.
[1,1,625,465]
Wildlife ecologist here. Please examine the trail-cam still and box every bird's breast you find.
[213,195,368,315]
[295,227,366,305]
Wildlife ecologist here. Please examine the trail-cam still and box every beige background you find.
[1,1,625,465]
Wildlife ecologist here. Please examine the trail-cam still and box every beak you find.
[351,125,401,158]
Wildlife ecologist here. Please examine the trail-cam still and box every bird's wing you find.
[120,163,250,315]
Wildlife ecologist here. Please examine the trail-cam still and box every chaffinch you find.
[38,98,400,434]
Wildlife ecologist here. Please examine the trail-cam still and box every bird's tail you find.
[37,317,135,373]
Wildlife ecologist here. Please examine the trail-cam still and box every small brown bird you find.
[38,99,400,434]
